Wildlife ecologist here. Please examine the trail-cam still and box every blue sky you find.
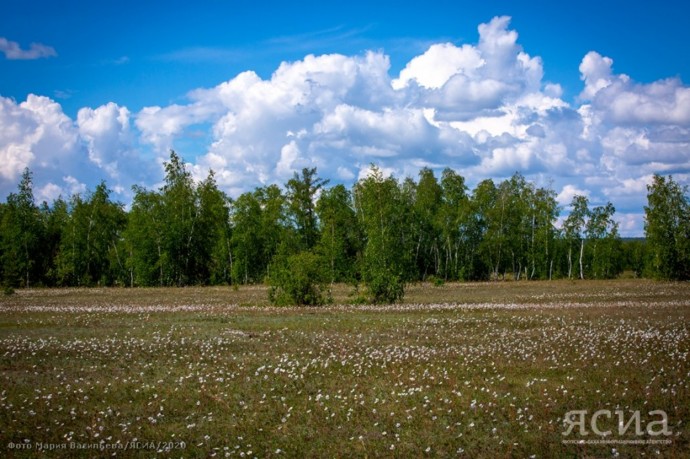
[1,0,690,235]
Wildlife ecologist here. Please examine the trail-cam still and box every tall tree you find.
[412,168,443,280]
[161,151,198,286]
[437,168,470,280]
[1,169,43,287]
[472,179,498,280]
[125,186,167,286]
[586,202,621,279]
[563,195,589,279]
[644,174,690,279]
[530,186,559,280]
[230,191,265,284]
[41,198,69,286]
[354,166,410,303]
[57,182,126,286]
[316,184,361,283]
[230,185,287,284]
[286,167,328,251]
[196,171,232,284]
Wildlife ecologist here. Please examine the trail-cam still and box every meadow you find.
[1,280,689,457]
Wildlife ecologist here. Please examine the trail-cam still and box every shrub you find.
[428,275,445,287]
[268,250,331,306]
[365,270,405,304]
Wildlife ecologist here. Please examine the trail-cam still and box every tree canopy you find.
[1,152,685,300]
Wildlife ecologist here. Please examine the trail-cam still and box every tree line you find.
[1,151,688,302]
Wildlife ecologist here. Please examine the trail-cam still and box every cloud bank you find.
[1,17,689,235]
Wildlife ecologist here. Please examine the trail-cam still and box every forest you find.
[1,151,689,303]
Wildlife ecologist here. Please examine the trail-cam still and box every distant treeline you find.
[1,151,689,297]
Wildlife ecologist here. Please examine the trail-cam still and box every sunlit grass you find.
[1,280,689,457]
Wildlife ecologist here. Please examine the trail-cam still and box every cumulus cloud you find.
[0,95,80,182]
[2,16,689,236]
[78,103,132,175]
[0,95,149,201]
[557,184,590,206]
[0,37,57,60]
[392,43,484,90]
[576,51,690,230]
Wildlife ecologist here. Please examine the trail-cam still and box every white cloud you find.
[579,51,616,101]
[77,102,159,194]
[36,182,63,203]
[0,95,145,201]
[136,102,221,152]
[392,43,484,90]
[557,184,590,206]
[581,52,690,126]
[0,37,57,60]
[0,94,80,185]
[577,52,690,217]
[78,103,132,176]
[0,96,37,180]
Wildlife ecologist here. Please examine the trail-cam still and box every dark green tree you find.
[39,198,68,286]
[160,151,198,286]
[125,186,167,286]
[354,166,409,303]
[531,186,559,280]
[286,167,328,251]
[586,202,621,279]
[196,171,232,284]
[57,182,126,286]
[1,168,44,287]
[230,191,264,284]
[437,168,470,280]
[644,174,690,279]
[473,179,501,279]
[411,168,443,280]
[230,185,287,284]
[316,184,361,283]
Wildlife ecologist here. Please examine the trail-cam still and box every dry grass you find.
[1,280,688,457]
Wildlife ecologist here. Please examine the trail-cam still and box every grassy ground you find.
[0,280,688,457]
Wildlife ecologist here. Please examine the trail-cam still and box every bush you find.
[428,275,445,287]
[365,270,405,304]
[268,250,331,306]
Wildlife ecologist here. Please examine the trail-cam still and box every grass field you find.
[1,280,689,457]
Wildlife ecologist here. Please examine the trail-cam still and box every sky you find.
[1,0,689,236]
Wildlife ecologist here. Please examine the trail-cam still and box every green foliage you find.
[56,182,126,286]
[268,250,331,306]
[621,239,647,277]
[3,163,687,290]
[586,202,621,279]
[316,184,361,283]
[644,174,690,280]
[1,169,43,287]
[354,166,410,303]
[365,269,405,304]
[124,152,232,287]
[411,168,443,280]
[563,195,589,279]
[124,186,167,286]
[428,275,445,287]
[230,185,286,285]
[286,167,328,251]
[195,171,232,284]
